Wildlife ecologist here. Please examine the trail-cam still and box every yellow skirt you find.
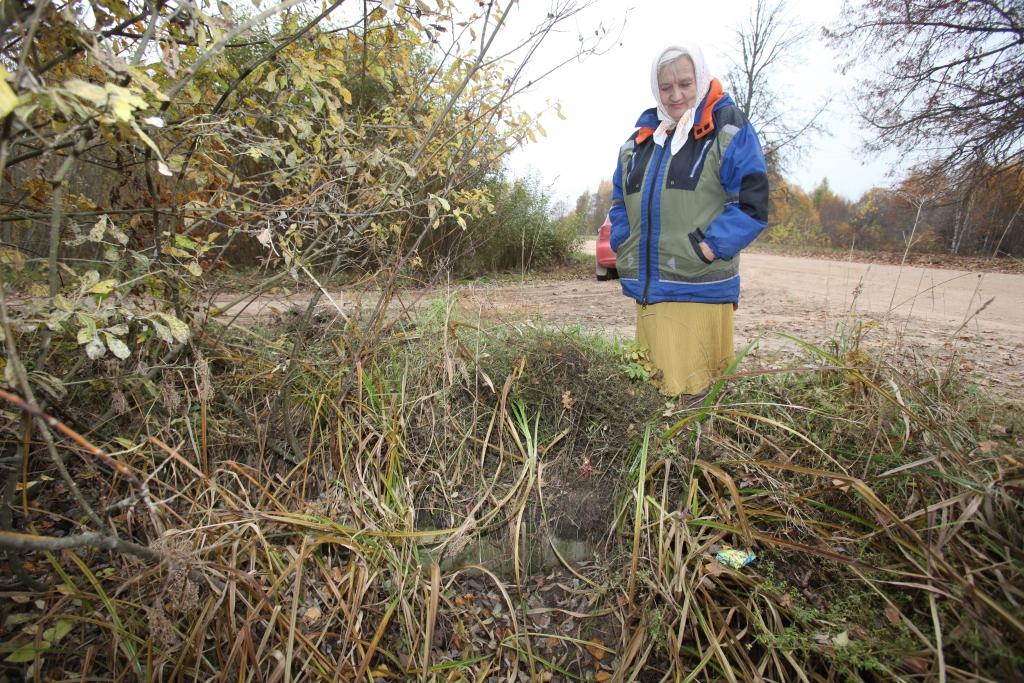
[636,302,735,396]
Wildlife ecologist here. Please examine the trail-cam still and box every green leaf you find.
[4,642,48,663]
[174,235,197,250]
[3,613,36,628]
[46,310,71,331]
[217,0,234,20]
[42,619,74,644]
[76,314,97,343]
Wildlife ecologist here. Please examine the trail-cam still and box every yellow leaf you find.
[109,96,134,122]
[338,87,353,105]
[88,279,118,294]
[63,79,107,105]
[0,79,17,118]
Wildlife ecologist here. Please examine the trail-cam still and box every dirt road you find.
[458,250,1022,396]
[213,250,1024,397]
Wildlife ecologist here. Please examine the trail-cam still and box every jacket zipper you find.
[642,141,669,306]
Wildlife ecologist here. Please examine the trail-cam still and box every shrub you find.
[437,176,580,276]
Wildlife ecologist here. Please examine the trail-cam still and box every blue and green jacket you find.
[610,82,769,304]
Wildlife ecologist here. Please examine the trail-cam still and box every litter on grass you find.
[716,546,757,569]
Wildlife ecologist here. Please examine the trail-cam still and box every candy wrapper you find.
[716,546,756,569]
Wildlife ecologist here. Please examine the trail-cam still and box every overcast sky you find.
[499,0,904,209]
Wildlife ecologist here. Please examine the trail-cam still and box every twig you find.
[1,292,107,531]
[990,193,1023,258]
[0,387,165,535]
[0,528,225,593]
[0,529,164,557]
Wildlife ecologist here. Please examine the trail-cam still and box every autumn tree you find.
[590,178,613,227]
[828,0,1024,179]
[574,189,593,227]
[889,164,1024,256]
[811,178,854,248]
[763,178,827,247]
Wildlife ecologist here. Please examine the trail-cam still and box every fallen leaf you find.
[850,624,870,641]
[703,560,727,577]
[904,655,931,673]
[832,631,850,648]
[884,604,901,625]
[586,641,606,661]
[302,606,321,625]
[3,613,36,628]
[595,673,611,682]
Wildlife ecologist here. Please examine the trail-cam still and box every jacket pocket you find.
[688,228,714,265]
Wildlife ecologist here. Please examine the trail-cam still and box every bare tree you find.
[724,0,827,174]
[827,0,1024,180]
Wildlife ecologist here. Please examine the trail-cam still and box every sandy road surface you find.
[461,250,1022,397]
[213,249,1024,398]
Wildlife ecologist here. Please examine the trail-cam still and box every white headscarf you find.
[651,45,711,156]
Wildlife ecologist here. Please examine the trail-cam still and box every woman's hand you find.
[699,241,716,262]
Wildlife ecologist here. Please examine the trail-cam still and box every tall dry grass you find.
[1,301,1021,681]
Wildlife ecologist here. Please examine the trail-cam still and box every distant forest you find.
[562,165,1024,258]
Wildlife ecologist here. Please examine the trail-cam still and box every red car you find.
[595,216,618,280]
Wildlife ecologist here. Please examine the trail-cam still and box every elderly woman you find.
[609,44,769,396]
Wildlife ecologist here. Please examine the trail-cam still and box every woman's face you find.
[658,56,697,120]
